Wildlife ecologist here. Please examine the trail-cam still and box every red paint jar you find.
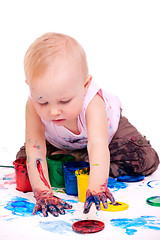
[13,158,32,192]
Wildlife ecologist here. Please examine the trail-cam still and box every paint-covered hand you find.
[33,189,72,217]
[83,181,116,214]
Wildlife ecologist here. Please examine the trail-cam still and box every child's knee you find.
[140,147,159,176]
[130,136,159,175]
[109,136,159,177]
[16,145,26,159]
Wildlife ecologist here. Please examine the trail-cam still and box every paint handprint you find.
[33,189,72,217]
[83,180,116,214]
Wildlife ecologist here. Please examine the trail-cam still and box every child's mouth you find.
[52,119,65,124]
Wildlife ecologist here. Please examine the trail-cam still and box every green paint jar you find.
[47,154,75,188]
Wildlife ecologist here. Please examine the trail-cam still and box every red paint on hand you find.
[36,159,50,189]
[33,189,72,217]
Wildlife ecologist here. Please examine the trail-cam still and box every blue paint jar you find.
[63,161,89,196]
[47,154,75,188]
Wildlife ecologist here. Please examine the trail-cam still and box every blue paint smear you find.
[110,216,160,235]
[64,199,79,204]
[2,218,15,222]
[107,177,128,192]
[3,177,12,180]
[147,180,160,188]
[66,209,75,215]
[4,196,39,217]
[39,220,72,234]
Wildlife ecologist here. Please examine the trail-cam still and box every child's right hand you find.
[32,189,72,217]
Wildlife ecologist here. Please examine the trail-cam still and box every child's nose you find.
[50,106,61,117]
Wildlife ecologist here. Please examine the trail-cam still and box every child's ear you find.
[84,75,92,94]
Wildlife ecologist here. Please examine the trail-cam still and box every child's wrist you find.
[90,161,109,175]
[34,188,53,201]
[88,174,109,192]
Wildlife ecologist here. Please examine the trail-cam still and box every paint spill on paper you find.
[39,220,73,234]
[4,196,39,217]
[108,177,128,192]
[110,216,160,235]
[147,180,160,189]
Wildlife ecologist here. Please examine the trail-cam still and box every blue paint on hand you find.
[61,199,78,215]
[110,216,160,235]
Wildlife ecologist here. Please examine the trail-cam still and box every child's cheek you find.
[34,104,47,120]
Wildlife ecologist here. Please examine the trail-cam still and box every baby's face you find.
[29,59,86,128]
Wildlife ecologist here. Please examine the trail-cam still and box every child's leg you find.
[16,141,88,162]
[45,141,88,162]
[16,141,59,159]
[16,141,63,160]
[48,145,88,162]
[109,116,159,178]
[16,145,27,159]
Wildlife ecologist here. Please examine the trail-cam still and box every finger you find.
[42,204,48,217]
[108,192,116,205]
[93,195,101,211]
[49,197,72,210]
[55,204,65,215]
[32,203,41,215]
[100,192,108,209]
[48,205,59,217]
[60,202,72,209]
[57,198,72,209]
[83,195,94,214]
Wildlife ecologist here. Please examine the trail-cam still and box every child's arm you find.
[84,93,116,213]
[25,98,72,217]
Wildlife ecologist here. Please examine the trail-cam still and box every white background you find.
[0,0,159,157]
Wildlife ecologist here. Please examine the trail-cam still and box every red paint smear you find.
[33,144,40,149]
[36,159,50,189]
[0,173,16,185]
[0,184,7,189]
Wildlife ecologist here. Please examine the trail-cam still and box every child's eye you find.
[60,99,71,104]
[39,102,48,106]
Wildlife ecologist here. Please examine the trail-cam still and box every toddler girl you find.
[17,32,159,217]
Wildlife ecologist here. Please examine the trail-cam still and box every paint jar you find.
[75,167,89,202]
[63,161,89,196]
[13,158,32,192]
[47,154,75,188]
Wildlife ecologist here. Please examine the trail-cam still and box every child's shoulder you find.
[85,81,121,107]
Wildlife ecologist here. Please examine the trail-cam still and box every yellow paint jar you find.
[75,168,89,202]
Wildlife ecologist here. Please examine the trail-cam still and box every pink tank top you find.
[41,81,121,150]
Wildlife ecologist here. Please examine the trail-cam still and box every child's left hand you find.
[83,180,116,214]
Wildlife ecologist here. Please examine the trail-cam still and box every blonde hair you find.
[24,32,88,82]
